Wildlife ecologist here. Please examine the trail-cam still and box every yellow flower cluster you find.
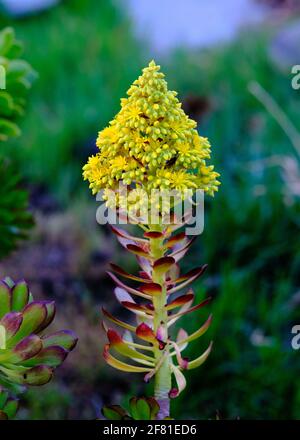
[83,61,220,203]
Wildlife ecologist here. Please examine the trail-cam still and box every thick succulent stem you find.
[150,226,171,419]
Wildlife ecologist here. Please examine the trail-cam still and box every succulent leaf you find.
[0,278,77,390]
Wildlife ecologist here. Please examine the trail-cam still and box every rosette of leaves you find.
[0,158,33,260]
[0,27,36,141]
[0,277,78,393]
[102,397,160,420]
[0,386,19,420]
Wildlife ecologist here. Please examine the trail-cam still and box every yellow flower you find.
[83,60,220,203]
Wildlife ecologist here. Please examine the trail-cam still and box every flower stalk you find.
[150,228,171,418]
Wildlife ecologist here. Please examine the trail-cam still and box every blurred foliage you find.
[0,27,35,260]
[0,27,36,141]
[0,0,142,202]
[0,158,33,259]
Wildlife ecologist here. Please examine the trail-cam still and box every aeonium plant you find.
[83,61,220,419]
[0,277,77,418]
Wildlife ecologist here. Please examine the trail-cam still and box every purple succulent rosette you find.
[0,277,77,393]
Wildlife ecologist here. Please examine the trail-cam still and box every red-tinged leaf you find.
[178,315,212,346]
[106,328,122,345]
[42,330,78,351]
[147,397,160,420]
[173,264,208,284]
[103,344,151,373]
[169,388,179,398]
[36,301,56,332]
[153,257,175,275]
[170,341,189,369]
[166,263,181,282]
[127,244,151,258]
[166,232,186,249]
[7,302,47,347]
[11,281,29,312]
[137,257,152,276]
[110,263,152,283]
[187,341,213,370]
[114,287,135,304]
[169,365,187,398]
[0,411,8,420]
[121,301,153,316]
[0,280,11,319]
[107,329,154,363]
[0,312,23,339]
[110,225,147,244]
[139,283,162,296]
[108,274,151,300]
[176,329,188,348]
[23,365,53,385]
[165,294,194,311]
[102,307,136,332]
[22,346,68,368]
[156,325,167,343]
[139,271,151,280]
[144,231,164,239]
[168,297,211,322]
[136,323,156,343]
[168,265,208,294]
[169,237,197,262]
[102,405,128,420]
[12,334,43,362]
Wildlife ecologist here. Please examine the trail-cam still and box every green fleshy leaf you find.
[130,397,151,420]
[102,405,128,420]
[0,389,8,407]
[0,281,11,319]
[42,330,78,351]
[7,302,47,347]
[11,280,29,312]
[1,312,23,339]
[22,365,53,386]
[3,398,18,418]
[36,301,55,332]
[12,334,43,362]
[147,397,160,420]
[21,346,68,368]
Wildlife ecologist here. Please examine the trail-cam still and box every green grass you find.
[0,0,143,201]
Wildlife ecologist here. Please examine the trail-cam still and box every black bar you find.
[0,420,299,437]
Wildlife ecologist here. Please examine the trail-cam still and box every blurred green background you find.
[0,0,300,420]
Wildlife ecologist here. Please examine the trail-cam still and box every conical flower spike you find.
[0,278,77,392]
